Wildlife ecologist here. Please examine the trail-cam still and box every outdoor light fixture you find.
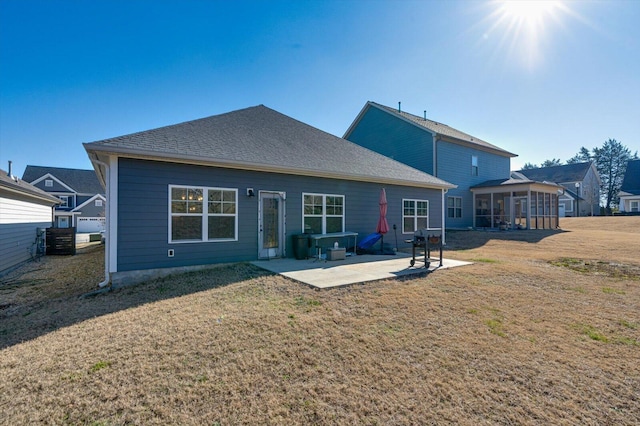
[246,188,255,197]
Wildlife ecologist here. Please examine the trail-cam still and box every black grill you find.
[406,230,442,268]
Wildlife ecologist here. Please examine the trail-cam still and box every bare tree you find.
[592,139,638,213]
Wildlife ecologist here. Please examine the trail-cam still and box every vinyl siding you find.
[436,140,511,228]
[116,158,443,272]
[0,196,53,273]
[346,107,435,175]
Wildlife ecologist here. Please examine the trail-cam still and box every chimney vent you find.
[424,110,427,120]
[398,102,401,113]
[8,160,12,178]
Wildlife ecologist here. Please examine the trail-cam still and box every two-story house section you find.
[344,101,517,229]
[517,162,601,217]
[22,165,106,232]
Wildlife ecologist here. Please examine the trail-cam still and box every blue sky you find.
[1,0,638,177]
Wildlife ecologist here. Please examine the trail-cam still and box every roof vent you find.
[398,102,401,113]
[424,110,427,121]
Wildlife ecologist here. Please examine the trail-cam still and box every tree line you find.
[521,139,638,213]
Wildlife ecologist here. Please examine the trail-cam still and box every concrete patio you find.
[251,252,471,288]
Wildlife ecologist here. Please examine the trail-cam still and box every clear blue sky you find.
[1,0,638,177]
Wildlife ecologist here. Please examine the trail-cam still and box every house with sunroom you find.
[344,101,518,229]
[618,159,640,213]
[22,165,106,232]
[84,105,455,287]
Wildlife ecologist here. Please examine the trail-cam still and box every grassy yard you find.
[1,217,639,425]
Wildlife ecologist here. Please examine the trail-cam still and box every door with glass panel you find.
[259,191,285,259]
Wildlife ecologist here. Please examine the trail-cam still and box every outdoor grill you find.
[406,230,442,268]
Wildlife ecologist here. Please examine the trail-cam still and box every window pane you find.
[208,202,221,214]
[416,217,428,229]
[223,202,236,214]
[403,217,414,233]
[208,216,235,239]
[417,201,428,216]
[448,207,455,218]
[172,201,187,213]
[304,217,322,234]
[326,217,343,233]
[223,190,235,202]
[172,216,202,240]
[172,187,187,201]
[208,190,222,202]
[188,200,203,213]
[455,198,462,208]
[447,197,454,207]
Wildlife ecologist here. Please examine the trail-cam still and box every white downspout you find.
[92,158,111,288]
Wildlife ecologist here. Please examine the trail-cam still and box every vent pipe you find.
[398,102,401,113]
[424,110,427,121]
[8,160,12,177]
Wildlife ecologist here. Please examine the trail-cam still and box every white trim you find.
[401,198,430,234]
[30,173,77,193]
[72,193,106,212]
[168,184,238,244]
[447,196,463,219]
[302,192,345,234]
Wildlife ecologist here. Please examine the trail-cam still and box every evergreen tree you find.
[566,147,592,164]
[540,158,563,167]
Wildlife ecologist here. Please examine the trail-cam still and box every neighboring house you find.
[22,165,106,232]
[517,162,601,217]
[84,105,455,286]
[344,101,517,229]
[0,166,59,275]
[618,159,640,213]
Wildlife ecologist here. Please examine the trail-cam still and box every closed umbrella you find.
[376,188,389,253]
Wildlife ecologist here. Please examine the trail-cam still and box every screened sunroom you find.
[470,177,563,230]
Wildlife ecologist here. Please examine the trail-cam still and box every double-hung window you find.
[403,199,429,233]
[447,196,462,218]
[170,185,237,242]
[303,193,344,234]
[59,196,69,208]
[631,200,639,213]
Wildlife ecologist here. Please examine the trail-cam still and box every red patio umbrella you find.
[376,188,389,253]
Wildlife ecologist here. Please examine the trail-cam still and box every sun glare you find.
[485,0,570,69]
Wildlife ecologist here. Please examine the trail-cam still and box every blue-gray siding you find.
[347,107,435,175]
[117,158,443,272]
[346,108,511,228]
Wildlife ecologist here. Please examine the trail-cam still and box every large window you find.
[303,193,344,234]
[403,199,429,233]
[170,185,237,242]
[447,196,462,218]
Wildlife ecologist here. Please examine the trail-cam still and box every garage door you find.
[77,217,106,233]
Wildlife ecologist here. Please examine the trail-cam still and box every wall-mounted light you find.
[247,188,255,197]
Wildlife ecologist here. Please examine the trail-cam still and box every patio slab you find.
[251,252,471,288]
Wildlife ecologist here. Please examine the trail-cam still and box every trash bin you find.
[292,234,309,260]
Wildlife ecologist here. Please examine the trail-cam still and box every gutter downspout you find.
[92,158,111,288]
[441,188,447,245]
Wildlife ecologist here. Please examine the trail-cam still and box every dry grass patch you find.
[1,217,639,424]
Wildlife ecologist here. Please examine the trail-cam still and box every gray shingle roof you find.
[22,166,104,194]
[351,102,516,158]
[0,169,60,204]
[517,162,592,183]
[620,159,640,195]
[83,105,455,189]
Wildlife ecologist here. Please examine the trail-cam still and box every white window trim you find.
[402,198,429,234]
[45,179,53,187]
[59,195,69,208]
[95,199,103,207]
[168,184,238,244]
[302,192,345,234]
[471,155,479,176]
[631,200,639,212]
[447,196,462,219]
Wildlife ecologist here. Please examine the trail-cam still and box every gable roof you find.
[517,162,593,184]
[0,169,61,205]
[344,101,517,158]
[470,174,562,191]
[620,159,640,196]
[22,165,104,195]
[84,105,455,190]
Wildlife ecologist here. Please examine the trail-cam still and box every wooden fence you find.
[46,227,76,255]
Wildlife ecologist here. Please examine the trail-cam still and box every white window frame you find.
[45,179,53,187]
[302,192,345,234]
[59,196,69,208]
[631,200,639,213]
[95,199,103,207]
[168,184,238,243]
[447,196,462,218]
[471,155,479,176]
[402,198,429,234]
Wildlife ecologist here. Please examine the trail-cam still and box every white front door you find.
[258,191,285,259]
